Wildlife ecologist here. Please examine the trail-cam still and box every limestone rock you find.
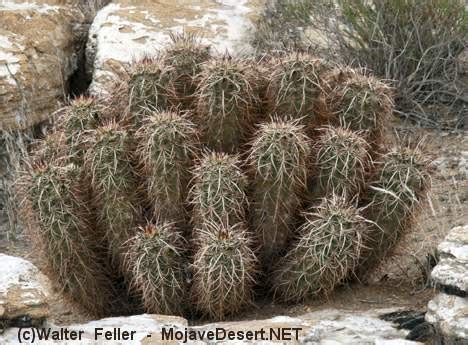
[0,314,187,344]
[86,0,266,94]
[425,293,468,343]
[431,224,468,295]
[0,1,85,130]
[189,308,421,344]
[0,254,51,321]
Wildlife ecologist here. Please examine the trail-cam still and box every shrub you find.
[253,0,467,128]
[19,37,432,320]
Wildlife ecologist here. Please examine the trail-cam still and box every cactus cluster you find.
[20,34,432,320]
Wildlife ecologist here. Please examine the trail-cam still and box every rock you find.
[425,293,468,343]
[431,224,468,296]
[86,0,266,94]
[189,308,421,344]
[0,254,51,322]
[0,314,187,344]
[0,1,85,130]
[0,308,422,344]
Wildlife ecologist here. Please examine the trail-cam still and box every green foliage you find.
[124,222,187,315]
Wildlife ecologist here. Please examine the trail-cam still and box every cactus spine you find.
[124,222,187,315]
[86,121,138,266]
[136,110,197,223]
[24,162,117,316]
[195,56,258,152]
[273,196,369,302]
[191,224,258,320]
[314,127,371,198]
[189,152,248,230]
[249,119,310,264]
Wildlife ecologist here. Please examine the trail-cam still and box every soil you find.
[0,122,466,326]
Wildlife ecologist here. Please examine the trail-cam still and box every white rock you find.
[0,314,187,345]
[86,0,266,94]
[0,254,51,320]
[189,308,420,345]
[437,224,468,261]
[431,224,468,294]
[425,293,468,342]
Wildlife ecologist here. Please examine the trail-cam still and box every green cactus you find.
[23,162,119,316]
[19,44,432,320]
[195,55,258,152]
[127,57,175,117]
[163,31,211,109]
[191,223,258,320]
[248,118,310,265]
[358,142,432,277]
[314,126,371,198]
[59,97,103,163]
[124,222,187,316]
[85,121,138,266]
[266,53,330,125]
[189,152,248,230]
[273,195,370,302]
[322,67,394,142]
[136,110,197,223]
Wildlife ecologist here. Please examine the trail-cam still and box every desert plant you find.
[191,223,258,320]
[248,118,310,265]
[127,57,175,117]
[136,110,197,223]
[19,40,433,320]
[257,0,467,127]
[86,121,138,266]
[124,222,187,315]
[266,53,330,126]
[358,141,432,277]
[322,67,394,143]
[163,32,211,109]
[273,195,370,302]
[195,55,258,152]
[189,152,248,230]
[313,126,371,197]
[59,96,104,162]
[21,161,118,316]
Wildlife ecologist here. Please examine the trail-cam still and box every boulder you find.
[0,254,51,322]
[425,293,468,343]
[0,0,85,130]
[86,0,266,94]
[431,224,468,296]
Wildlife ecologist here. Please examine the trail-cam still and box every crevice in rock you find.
[66,1,112,98]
